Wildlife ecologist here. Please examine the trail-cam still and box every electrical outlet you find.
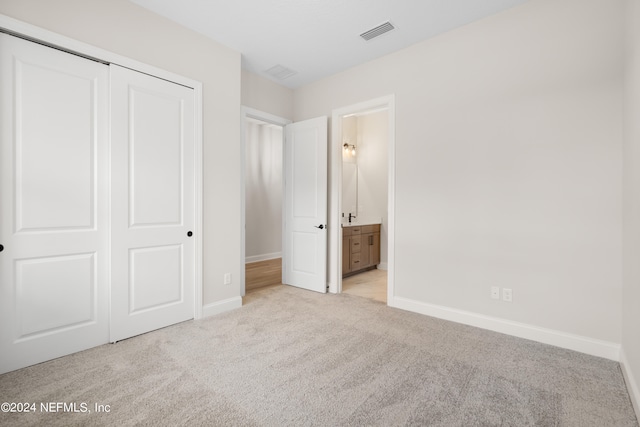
[491,286,500,300]
[503,288,512,302]
[223,273,231,285]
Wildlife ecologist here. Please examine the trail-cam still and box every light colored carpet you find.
[0,285,637,426]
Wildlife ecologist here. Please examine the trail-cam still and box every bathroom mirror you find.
[342,162,358,219]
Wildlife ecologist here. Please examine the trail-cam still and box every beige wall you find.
[241,70,294,120]
[295,0,625,343]
[0,0,243,306]
[623,0,640,415]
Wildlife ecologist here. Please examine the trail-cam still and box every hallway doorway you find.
[243,114,285,294]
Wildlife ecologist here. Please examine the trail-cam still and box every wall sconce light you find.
[343,142,356,155]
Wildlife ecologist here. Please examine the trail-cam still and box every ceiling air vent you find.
[360,21,395,41]
[265,64,297,80]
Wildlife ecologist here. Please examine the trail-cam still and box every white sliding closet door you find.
[110,65,196,342]
[0,34,110,373]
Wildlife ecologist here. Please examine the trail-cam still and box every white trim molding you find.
[390,296,621,361]
[202,297,243,318]
[246,252,282,264]
[621,349,640,420]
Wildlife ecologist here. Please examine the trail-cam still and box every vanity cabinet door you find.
[369,232,380,266]
[361,224,380,269]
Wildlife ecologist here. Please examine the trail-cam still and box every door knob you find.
[0,244,3,252]
[187,231,193,237]
[314,224,325,230]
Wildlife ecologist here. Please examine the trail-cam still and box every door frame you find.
[240,107,291,296]
[0,14,204,319]
[330,95,396,303]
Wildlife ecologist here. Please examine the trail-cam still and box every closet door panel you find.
[110,65,195,343]
[17,61,95,231]
[0,34,109,374]
[129,88,183,227]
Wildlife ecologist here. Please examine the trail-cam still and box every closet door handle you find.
[187,231,193,237]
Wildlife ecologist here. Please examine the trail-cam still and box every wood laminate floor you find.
[245,258,282,292]
[245,258,387,304]
[342,269,387,303]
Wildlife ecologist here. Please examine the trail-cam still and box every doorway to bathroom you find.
[341,109,388,303]
[331,95,395,304]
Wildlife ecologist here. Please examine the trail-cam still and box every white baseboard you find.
[377,262,388,270]
[621,348,640,421]
[245,252,282,264]
[389,296,620,361]
[202,296,242,318]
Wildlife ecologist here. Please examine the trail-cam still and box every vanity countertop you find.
[341,218,382,227]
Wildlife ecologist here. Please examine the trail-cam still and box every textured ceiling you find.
[130,0,530,89]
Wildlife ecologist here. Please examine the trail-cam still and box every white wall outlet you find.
[503,288,512,302]
[491,286,500,300]
[223,273,232,285]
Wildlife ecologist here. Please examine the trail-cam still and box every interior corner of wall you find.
[621,348,640,421]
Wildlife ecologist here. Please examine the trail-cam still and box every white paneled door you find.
[0,34,110,373]
[110,65,195,342]
[284,117,328,293]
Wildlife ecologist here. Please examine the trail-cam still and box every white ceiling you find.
[130,0,530,89]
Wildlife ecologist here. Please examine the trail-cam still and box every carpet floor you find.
[0,285,637,426]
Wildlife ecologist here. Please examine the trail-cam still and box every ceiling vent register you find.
[360,21,395,41]
[265,64,298,80]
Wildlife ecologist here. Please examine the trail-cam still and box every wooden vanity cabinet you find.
[342,224,380,277]
[363,230,380,267]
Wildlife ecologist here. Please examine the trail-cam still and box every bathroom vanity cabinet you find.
[342,224,380,277]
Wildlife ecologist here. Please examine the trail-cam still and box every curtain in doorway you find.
[245,121,283,261]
